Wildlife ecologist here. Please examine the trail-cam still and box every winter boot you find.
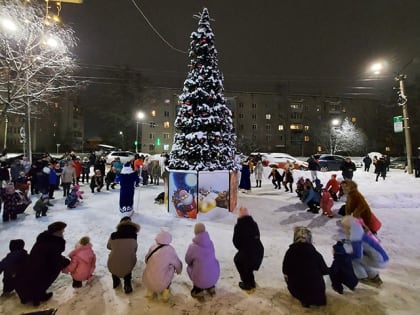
[112,275,121,289]
[206,286,216,296]
[124,282,133,294]
[161,288,171,302]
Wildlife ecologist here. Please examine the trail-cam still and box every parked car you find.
[389,156,409,170]
[105,151,136,164]
[352,157,364,168]
[317,154,345,171]
[251,153,308,170]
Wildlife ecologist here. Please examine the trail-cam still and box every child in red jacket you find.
[320,190,334,218]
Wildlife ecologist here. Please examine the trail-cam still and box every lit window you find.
[304,136,310,142]
[290,104,302,110]
[304,125,309,131]
[266,114,271,120]
[290,124,303,130]
[151,110,156,117]
[278,124,284,131]
[351,117,356,123]
[163,121,170,128]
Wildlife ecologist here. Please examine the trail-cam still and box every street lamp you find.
[135,111,145,153]
[119,131,124,149]
[369,61,413,174]
[330,119,340,154]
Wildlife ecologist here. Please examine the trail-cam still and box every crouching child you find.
[33,194,49,218]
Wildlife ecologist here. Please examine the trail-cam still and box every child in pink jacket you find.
[63,236,96,288]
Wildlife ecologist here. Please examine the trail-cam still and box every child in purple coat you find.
[185,223,220,298]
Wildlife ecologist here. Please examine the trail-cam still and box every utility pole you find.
[395,74,413,174]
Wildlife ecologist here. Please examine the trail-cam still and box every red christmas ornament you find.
[201,38,207,43]
[185,100,191,105]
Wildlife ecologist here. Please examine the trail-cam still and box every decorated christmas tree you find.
[169,8,237,171]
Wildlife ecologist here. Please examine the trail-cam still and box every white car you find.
[106,151,136,164]
[251,152,308,170]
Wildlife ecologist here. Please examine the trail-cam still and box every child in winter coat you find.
[63,236,96,288]
[320,190,334,218]
[65,184,83,209]
[254,160,264,188]
[2,183,21,222]
[0,239,28,296]
[283,168,294,192]
[185,223,220,298]
[268,167,283,189]
[33,194,50,218]
[341,216,389,287]
[233,207,264,292]
[151,160,161,185]
[302,183,321,213]
[142,229,183,301]
[90,169,104,193]
[324,174,340,201]
[282,226,329,308]
[329,241,358,294]
[107,217,140,294]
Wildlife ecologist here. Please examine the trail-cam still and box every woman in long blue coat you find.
[119,162,140,217]
[239,163,251,191]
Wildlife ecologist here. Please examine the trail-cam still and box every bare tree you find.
[0,0,78,152]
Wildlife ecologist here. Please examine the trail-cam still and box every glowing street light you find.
[369,60,413,174]
[135,111,145,153]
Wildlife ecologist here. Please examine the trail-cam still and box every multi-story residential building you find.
[136,87,406,157]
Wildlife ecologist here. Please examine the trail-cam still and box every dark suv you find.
[317,154,345,171]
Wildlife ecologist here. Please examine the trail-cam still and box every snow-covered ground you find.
[1,167,420,315]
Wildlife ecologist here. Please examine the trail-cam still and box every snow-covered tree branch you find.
[0,1,78,118]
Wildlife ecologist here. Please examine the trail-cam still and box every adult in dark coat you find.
[329,241,358,294]
[238,163,251,191]
[119,163,140,217]
[14,221,70,306]
[340,157,356,180]
[363,155,372,172]
[282,226,329,308]
[233,207,264,291]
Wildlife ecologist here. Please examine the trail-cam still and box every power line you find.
[129,0,187,54]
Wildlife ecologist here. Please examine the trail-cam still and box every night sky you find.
[61,0,420,94]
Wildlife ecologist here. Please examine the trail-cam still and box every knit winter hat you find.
[9,239,25,251]
[155,229,172,245]
[194,223,206,235]
[293,226,312,244]
[79,236,90,246]
[48,221,67,234]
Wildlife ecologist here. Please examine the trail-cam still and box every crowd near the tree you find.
[0,148,393,309]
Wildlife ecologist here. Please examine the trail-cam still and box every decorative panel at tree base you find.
[167,169,238,219]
